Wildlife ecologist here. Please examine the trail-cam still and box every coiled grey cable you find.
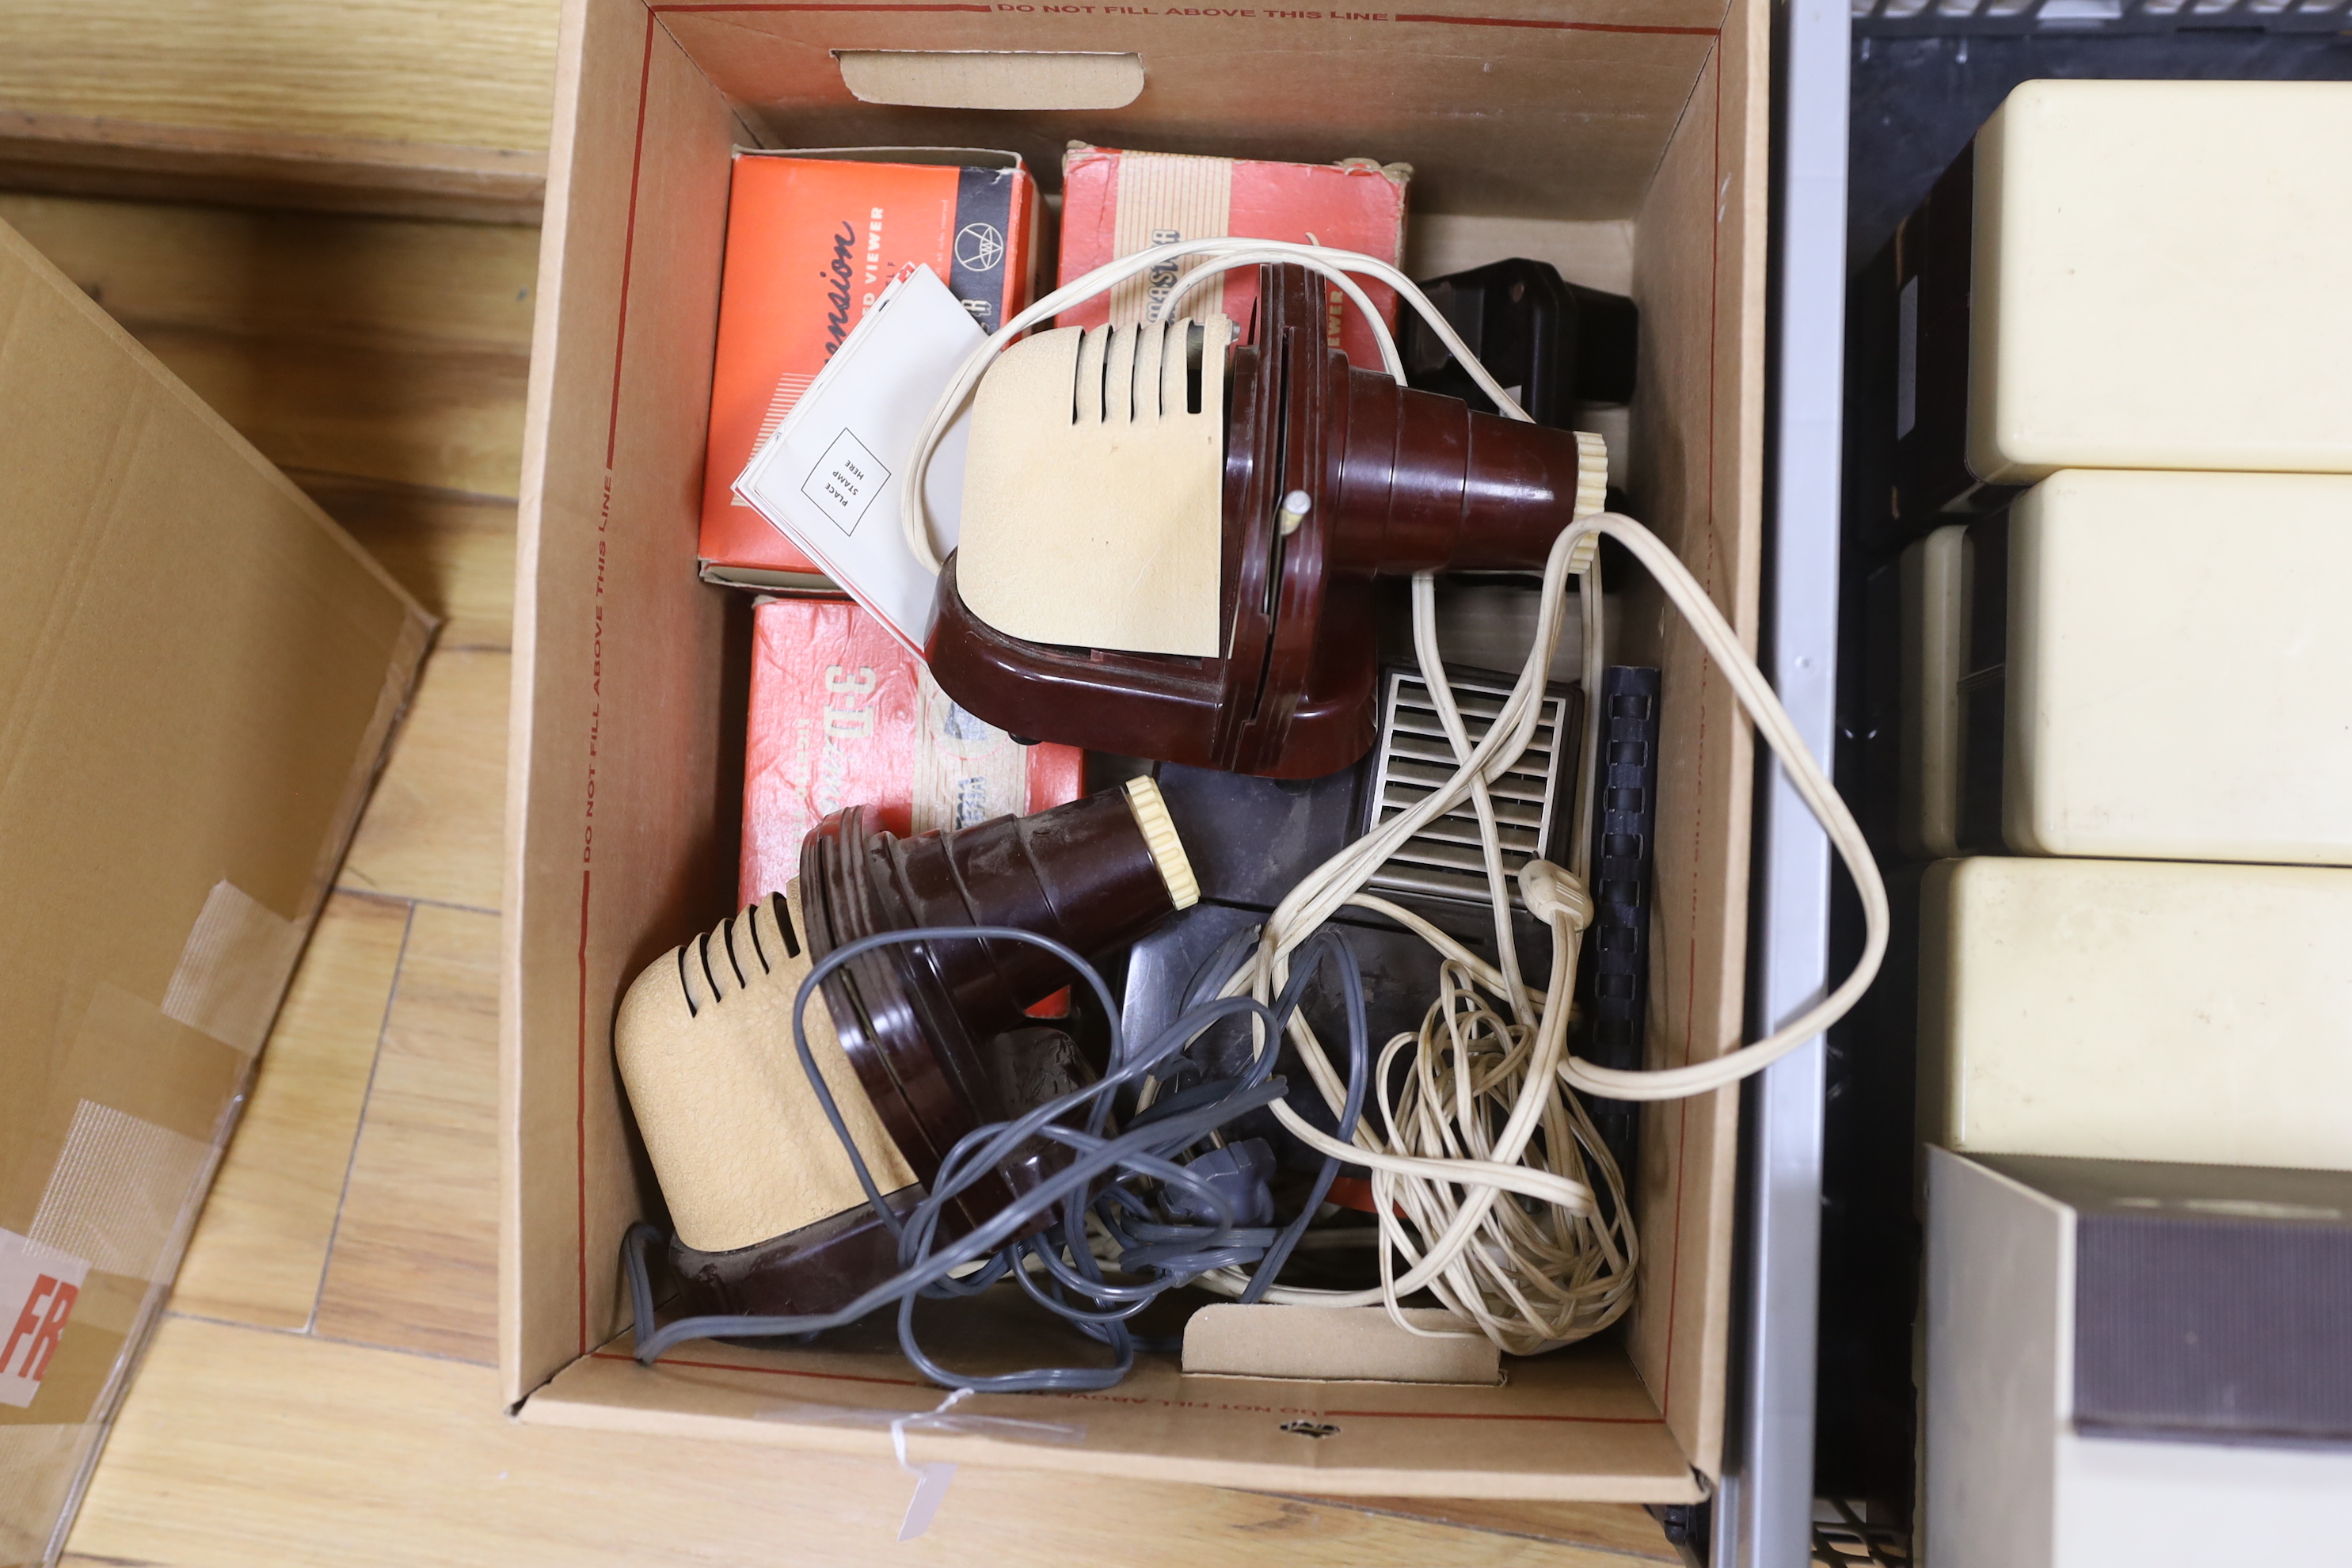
[624,924,1372,1391]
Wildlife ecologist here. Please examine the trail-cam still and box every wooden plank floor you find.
[0,0,559,154]
[5,191,1684,1568]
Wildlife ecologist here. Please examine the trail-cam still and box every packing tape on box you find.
[759,1391,1086,1543]
[162,881,305,1056]
[894,1387,968,1542]
[0,1422,98,1554]
[0,1017,245,1457]
[3,1096,221,1421]
[0,969,245,1406]
[0,1232,93,1410]
[757,1395,1085,1448]
[28,1101,212,1286]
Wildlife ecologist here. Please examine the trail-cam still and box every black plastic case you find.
[1401,258,1638,428]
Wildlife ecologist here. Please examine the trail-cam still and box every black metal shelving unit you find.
[1815,10,2352,1550]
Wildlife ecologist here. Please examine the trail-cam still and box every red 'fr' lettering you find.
[2,1276,78,1383]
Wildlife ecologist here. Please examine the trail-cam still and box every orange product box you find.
[1056,145,1410,368]
[700,150,1039,589]
[740,597,1083,906]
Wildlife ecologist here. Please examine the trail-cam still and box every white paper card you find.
[736,263,983,657]
[0,1230,90,1410]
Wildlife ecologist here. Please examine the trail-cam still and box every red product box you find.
[1056,145,1410,368]
[740,597,1084,906]
[700,150,1040,590]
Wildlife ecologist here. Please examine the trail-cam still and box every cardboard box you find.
[740,596,1083,904]
[1056,145,1407,368]
[0,220,431,1558]
[697,150,1039,591]
[507,0,1766,1501]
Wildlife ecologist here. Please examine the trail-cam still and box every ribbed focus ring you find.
[1121,775,1200,911]
[1572,430,1610,519]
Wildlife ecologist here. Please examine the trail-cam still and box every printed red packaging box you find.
[700,150,1039,590]
[1056,144,1410,367]
[740,597,1083,905]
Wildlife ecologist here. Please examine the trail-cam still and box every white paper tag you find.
[0,1230,92,1410]
[896,1461,958,1542]
[889,1386,973,1542]
[736,263,984,657]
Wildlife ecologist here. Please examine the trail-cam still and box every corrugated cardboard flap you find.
[0,213,432,1548]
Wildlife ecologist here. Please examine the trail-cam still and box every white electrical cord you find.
[904,239,1438,575]
[901,240,1890,1353]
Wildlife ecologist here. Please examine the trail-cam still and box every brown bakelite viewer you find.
[928,261,1605,779]
[628,778,1198,1323]
[799,782,1194,1224]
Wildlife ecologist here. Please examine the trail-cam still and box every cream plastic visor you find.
[956,318,1232,658]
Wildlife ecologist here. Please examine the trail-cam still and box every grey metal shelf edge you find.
[1684,0,1855,1564]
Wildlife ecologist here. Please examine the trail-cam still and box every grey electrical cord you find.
[624,923,1373,1391]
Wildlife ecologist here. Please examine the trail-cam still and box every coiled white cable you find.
[902,239,1889,1353]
